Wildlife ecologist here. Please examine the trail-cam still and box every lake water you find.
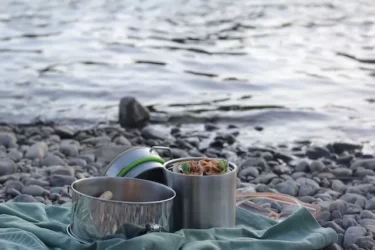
[1,0,375,146]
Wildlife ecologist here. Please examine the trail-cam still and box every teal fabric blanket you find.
[0,202,337,250]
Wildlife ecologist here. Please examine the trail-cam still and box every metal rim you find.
[163,157,238,177]
[70,176,176,205]
[66,224,91,245]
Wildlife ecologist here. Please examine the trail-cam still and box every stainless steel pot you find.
[102,146,171,184]
[163,157,238,232]
[69,177,175,243]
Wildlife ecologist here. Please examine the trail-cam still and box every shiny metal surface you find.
[66,224,90,245]
[70,177,175,242]
[126,162,166,185]
[163,157,238,231]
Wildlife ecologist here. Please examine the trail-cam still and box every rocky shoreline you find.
[0,120,375,250]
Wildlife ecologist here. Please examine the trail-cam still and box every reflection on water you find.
[0,0,375,144]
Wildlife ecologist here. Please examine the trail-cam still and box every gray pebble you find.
[25,179,50,187]
[323,221,345,234]
[241,157,269,172]
[238,167,259,180]
[344,226,366,247]
[13,194,39,203]
[337,155,354,165]
[54,126,74,139]
[306,147,330,160]
[332,168,353,177]
[25,142,48,160]
[4,180,24,191]
[170,148,190,158]
[309,160,326,172]
[299,196,317,203]
[296,177,320,196]
[291,172,307,179]
[332,142,361,154]
[273,164,292,175]
[113,136,132,146]
[355,168,375,178]
[340,193,367,208]
[260,152,273,161]
[269,178,284,187]
[68,158,87,167]
[346,204,363,214]
[359,219,375,233]
[0,158,16,176]
[8,148,22,162]
[119,97,150,128]
[329,200,348,214]
[94,145,130,164]
[255,184,272,192]
[360,210,375,219]
[0,132,17,148]
[6,187,21,196]
[49,193,61,201]
[295,160,309,172]
[60,144,78,157]
[22,185,46,197]
[141,126,168,140]
[331,210,343,220]
[41,154,67,166]
[357,237,375,250]
[50,174,76,187]
[332,179,346,193]
[365,198,375,210]
[275,180,298,196]
[34,196,45,203]
[82,136,111,145]
[342,216,359,229]
[49,187,69,196]
[58,197,71,205]
[316,211,331,222]
[254,173,277,184]
[48,166,75,176]
[351,159,375,170]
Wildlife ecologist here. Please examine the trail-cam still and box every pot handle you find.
[150,146,173,161]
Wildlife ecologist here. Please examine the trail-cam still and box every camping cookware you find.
[102,146,171,184]
[163,157,238,232]
[69,176,175,243]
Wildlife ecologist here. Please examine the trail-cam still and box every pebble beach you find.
[1,100,375,250]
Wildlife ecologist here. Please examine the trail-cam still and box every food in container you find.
[176,159,229,175]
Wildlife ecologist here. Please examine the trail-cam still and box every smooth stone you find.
[49,166,75,176]
[0,158,16,176]
[351,159,375,170]
[323,221,345,234]
[82,136,111,145]
[332,179,346,193]
[254,173,278,184]
[118,97,150,128]
[275,180,298,196]
[241,157,269,172]
[49,193,60,201]
[13,194,39,203]
[360,210,375,219]
[54,126,74,139]
[58,197,71,204]
[25,142,48,160]
[332,142,362,154]
[5,180,24,191]
[21,185,46,197]
[113,136,132,146]
[59,144,78,157]
[94,145,131,164]
[346,204,363,214]
[50,174,76,187]
[306,147,330,160]
[238,167,259,180]
[260,152,273,161]
[309,160,326,172]
[342,216,359,229]
[316,211,331,222]
[0,174,19,184]
[365,198,375,210]
[299,196,317,203]
[6,187,20,196]
[273,164,292,175]
[355,169,375,178]
[204,123,219,131]
[34,196,45,203]
[359,219,375,232]
[41,154,66,167]
[340,193,367,208]
[291,172,307,179]
[8,148,22,162]
[332,168,353,177]
[49,187,69,196]
[344,226,366,247]
[68,158,87,167]
[337,155,354,165]
[24,179,50,187]
[331,210,343,220]
[188,149,205,157]
[357,237,375,250]
[296,177,320,195]
[255,184,272,192]
[78,154,95,164]
[141,126,168,140]
[0,132,17,148]
[329,200,348,214]
[269,178,284,187]
[346,187,363,195]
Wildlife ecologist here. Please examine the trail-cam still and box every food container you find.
[163,157,238,232]
[102,146,171,184]
[69,176,175,243]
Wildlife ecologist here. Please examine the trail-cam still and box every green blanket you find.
[0,202,337,250]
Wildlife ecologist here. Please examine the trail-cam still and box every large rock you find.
[0,132,17,148]
[119,97,150,128]
[25,142,48,160]
[0,158,16,176]
[54,126,74,139]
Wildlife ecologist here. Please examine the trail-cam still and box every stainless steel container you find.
[70,177,175,243]
[102,146,171,185]
[163,157,238,232]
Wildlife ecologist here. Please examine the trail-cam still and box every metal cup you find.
[163,157,238,231]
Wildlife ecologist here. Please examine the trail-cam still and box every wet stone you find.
[13,194,39,203]
[22,185,46,197]
[309,160,326,172]
[306,147,330,160]
[332,168,353,177]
